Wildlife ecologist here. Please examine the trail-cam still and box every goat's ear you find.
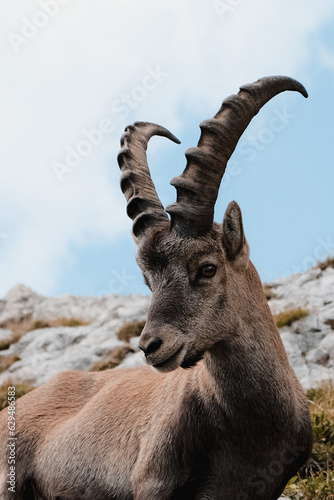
[222,201,249,267]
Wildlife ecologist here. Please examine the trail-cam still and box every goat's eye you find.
[200,264,217,278]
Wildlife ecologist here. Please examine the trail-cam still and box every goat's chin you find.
[150,345,186,373]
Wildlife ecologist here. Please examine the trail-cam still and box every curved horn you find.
[166,76,308,237]
[117,121,180,240]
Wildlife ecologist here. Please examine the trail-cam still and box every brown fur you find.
[0,203,312,499]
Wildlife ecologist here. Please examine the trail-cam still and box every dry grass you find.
[263,283,277,301]
[0,354,20,373]
[0,316,90,352]
[32,317,90,329]
[324,319,334,331]
[0,379,35,410]
[117,320,146,343]
[284,381,334,499]
[0,331,23,351]
[317,257,334,271]
[90,345,134,371]
[0,315,35,350]
[275,307,309,328]
[0,314,34,337]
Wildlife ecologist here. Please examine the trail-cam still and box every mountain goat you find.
[0,75,312,500]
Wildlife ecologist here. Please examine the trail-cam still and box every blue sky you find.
[1,0,334,298]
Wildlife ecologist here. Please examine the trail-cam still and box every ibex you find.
[0,76,313,500]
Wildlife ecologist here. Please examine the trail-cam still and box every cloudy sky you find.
[1,0,334,298]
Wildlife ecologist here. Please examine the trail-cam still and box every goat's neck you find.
[199,292,292,421]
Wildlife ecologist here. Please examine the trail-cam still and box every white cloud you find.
[0,0,333,296]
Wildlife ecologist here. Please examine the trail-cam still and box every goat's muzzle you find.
[139,328,185,372]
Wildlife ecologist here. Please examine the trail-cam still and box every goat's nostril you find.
[140,338,163,357]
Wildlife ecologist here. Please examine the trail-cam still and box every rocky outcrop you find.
[268,266,334,389]
[0,285,150,386]
[0,265,333,389]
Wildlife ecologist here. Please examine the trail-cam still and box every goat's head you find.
[118,76,307,373]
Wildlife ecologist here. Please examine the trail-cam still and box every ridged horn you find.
[166,76,308,237]
[117,121,180,240]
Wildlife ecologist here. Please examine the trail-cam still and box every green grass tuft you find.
[284,381,334,499]
[60,318,87,327]
[275,308,309,328]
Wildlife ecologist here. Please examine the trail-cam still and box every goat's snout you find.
[139,337,163,357]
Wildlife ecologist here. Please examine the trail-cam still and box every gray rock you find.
[0,287,150,386]
[0,329,12,341]
[269,266,334,389]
